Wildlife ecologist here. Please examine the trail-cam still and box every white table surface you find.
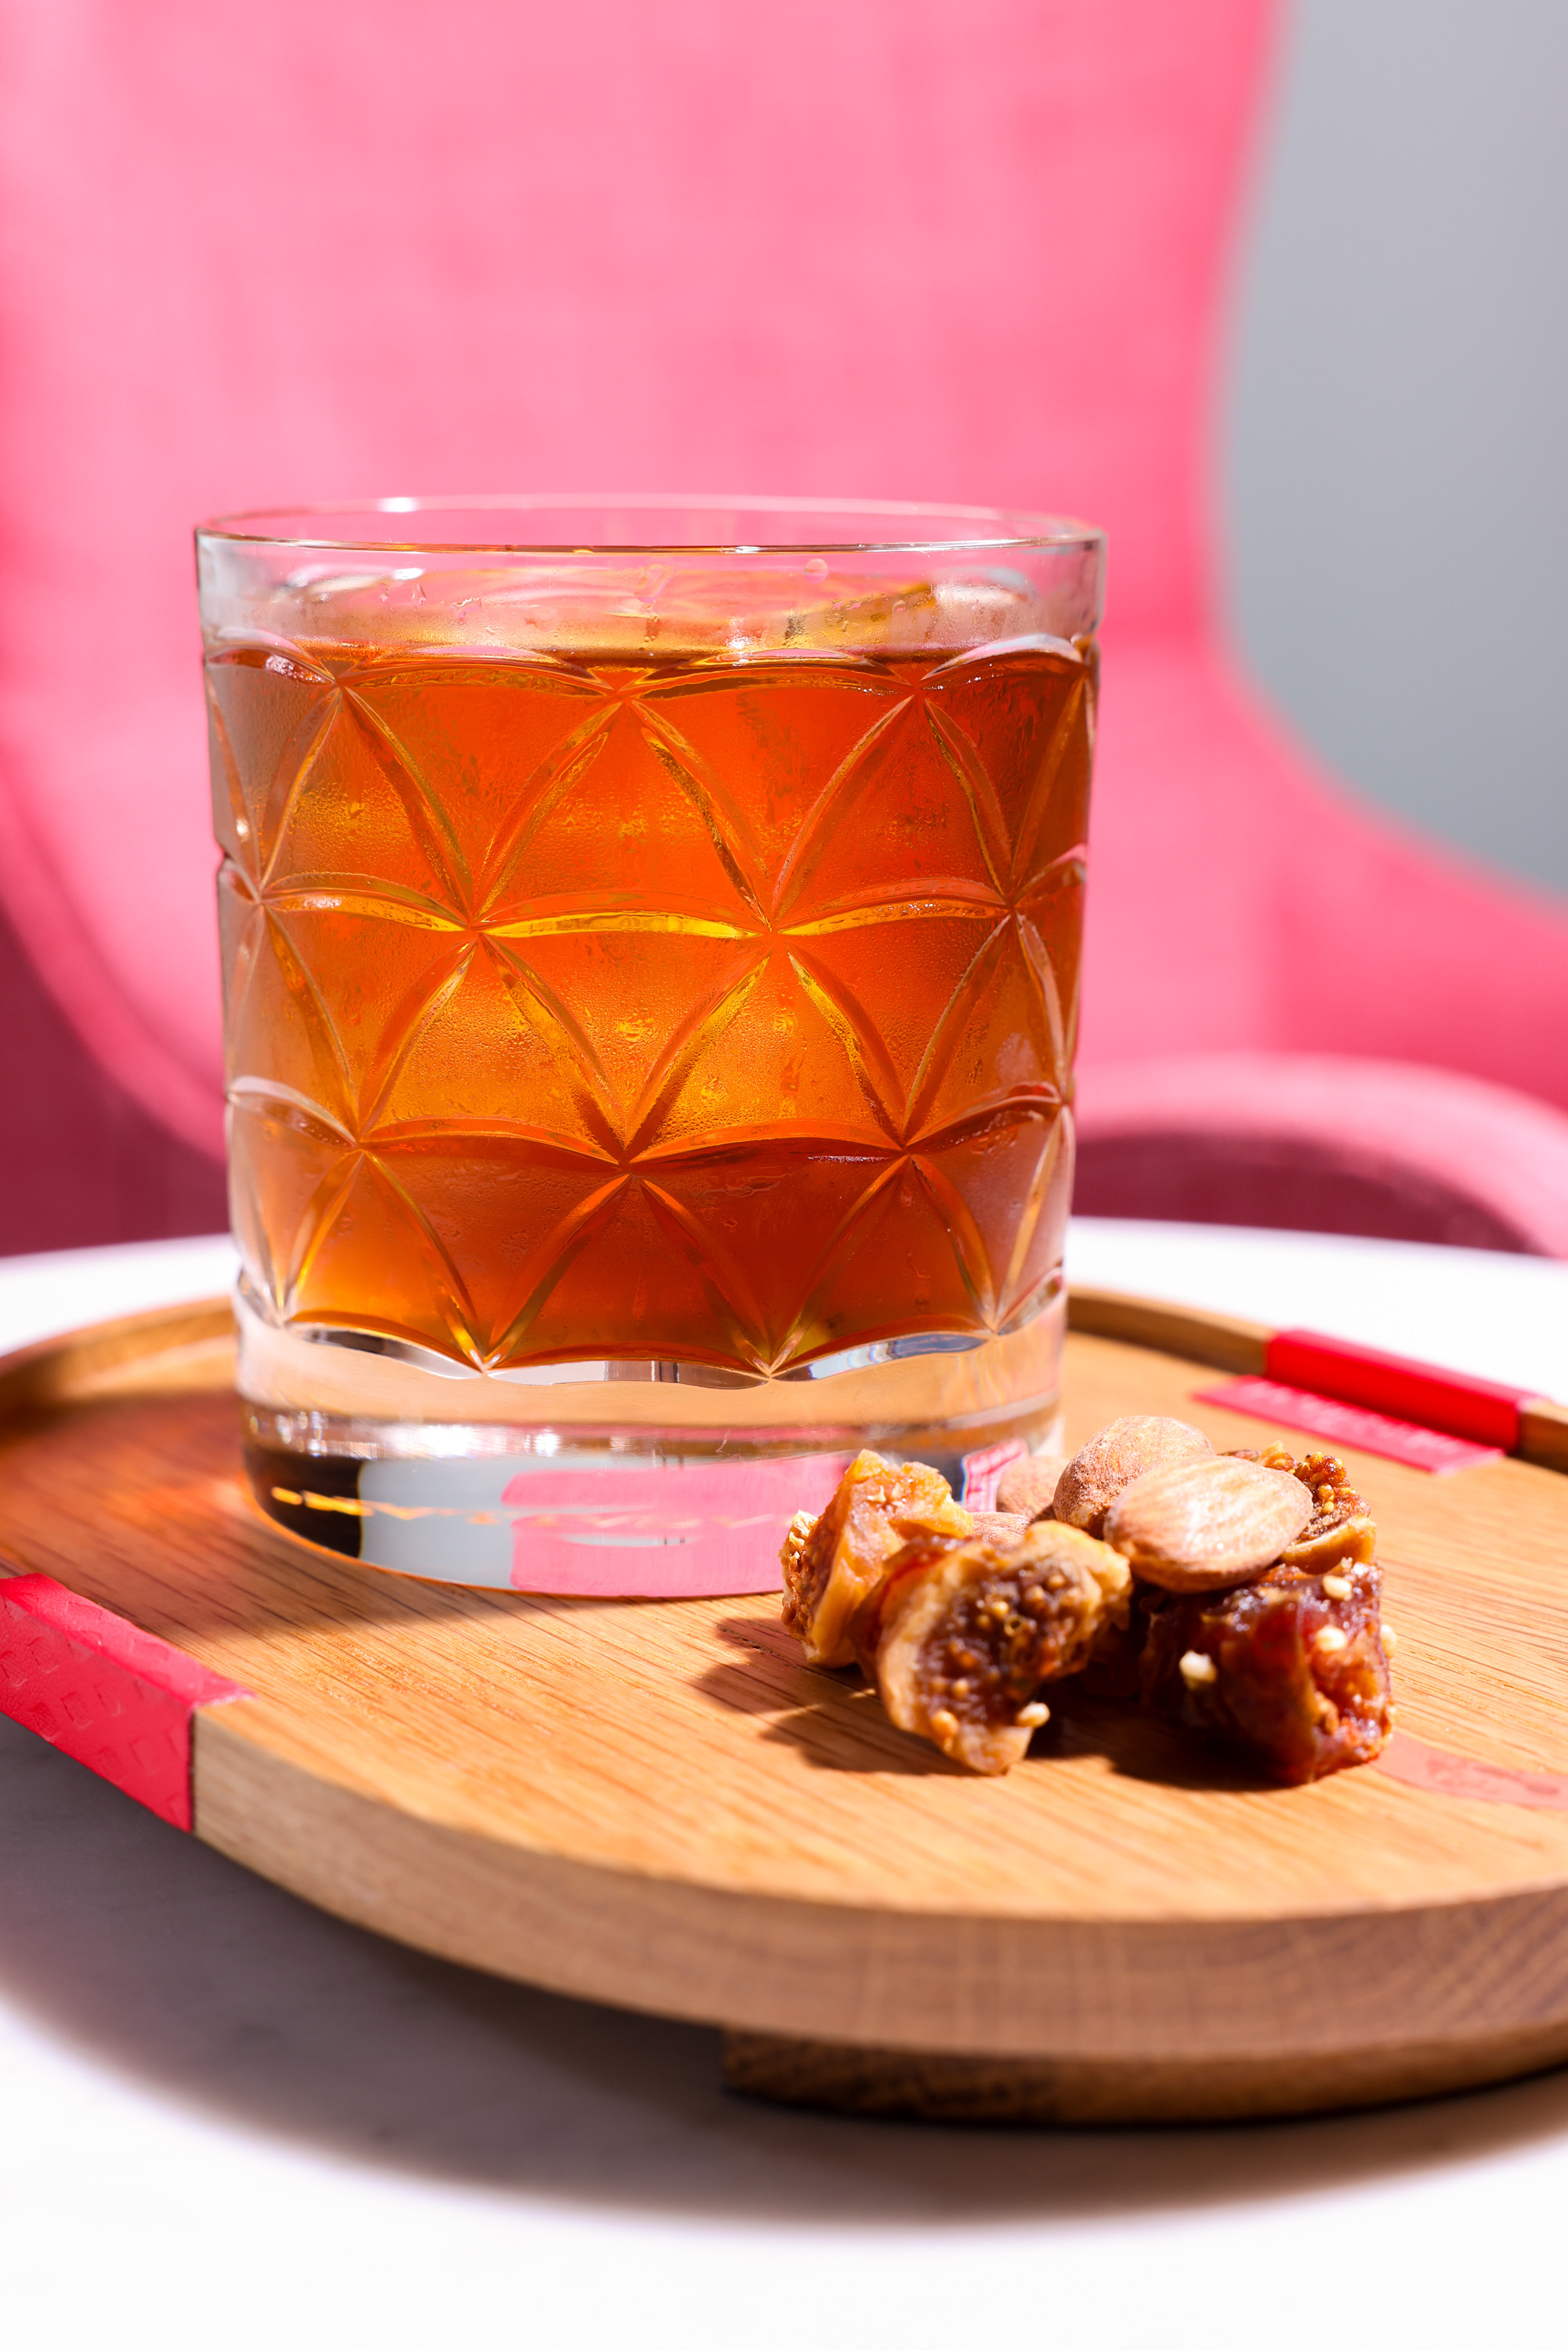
[2,1222,1566,2350]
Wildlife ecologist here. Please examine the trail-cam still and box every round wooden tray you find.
[3,1291,1568,2126]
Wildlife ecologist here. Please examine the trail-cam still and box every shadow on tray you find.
[1,1713,1565,2222]
[704,1617,1258,1789]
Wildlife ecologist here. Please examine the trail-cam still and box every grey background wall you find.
[1226,0,1568,895]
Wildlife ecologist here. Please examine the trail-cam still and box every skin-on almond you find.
[1103,1454,1313,1592]
[994,1454,1069,1520]
[964,1509,1031,1548]
[1052,1416,1213,1537]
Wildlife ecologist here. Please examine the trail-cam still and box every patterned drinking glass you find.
[198,498,1105,1592]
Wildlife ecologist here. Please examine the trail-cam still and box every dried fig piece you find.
[1104,1455,1312,1592]
[1140,1557,1392,1783]
[780,1450,969,1667]
[994,1454,1069,1520]
[844,1531,971,1678]
[1227,1442,1296,1472]
[1053,1416,1213,1536]
[1278,1451,1376,1574]
[779,1509,817,1586]
[1227,1445,1378,1573]
[871,1523,1132,1774]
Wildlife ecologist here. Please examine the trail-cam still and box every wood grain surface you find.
[2,1293,1568,2123]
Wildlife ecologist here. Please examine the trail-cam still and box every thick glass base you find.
[237,1285,1065,1596]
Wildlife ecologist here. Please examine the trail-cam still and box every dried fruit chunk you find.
[844,1531,972,1678]
[1053,1416,1213,1536]
[870,1523,1132,1774]
[1227,1442,1296,1472]
[1140,1559,1392,1783]
[994,1454,1069,1520]
[779,1509,817,1587]
[1278,1451,1376,1574]
[1228,1444,1378,1572]
[780,1450,969,1667]
[1104,1455,1312,1592]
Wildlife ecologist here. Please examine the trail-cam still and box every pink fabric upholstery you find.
[1077,1056,1568,1256]
[2,0,1566,1245]
[0,892,225,1253]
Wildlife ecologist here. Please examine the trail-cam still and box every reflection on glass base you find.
[237,1288,1066,1597]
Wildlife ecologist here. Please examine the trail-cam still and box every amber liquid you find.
[209,633,1092,1377]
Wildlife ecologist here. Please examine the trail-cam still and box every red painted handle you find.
[0,1573,248,1830]
[1266,1329,1529,1451]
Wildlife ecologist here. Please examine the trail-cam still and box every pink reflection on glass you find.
[502,1453,851,1598]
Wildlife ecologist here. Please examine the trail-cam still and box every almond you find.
[1052,1416,1213,1536]
[994,1454,1069,1519]
[1103,1455,1313,1592]
[963,1509,1031,1548]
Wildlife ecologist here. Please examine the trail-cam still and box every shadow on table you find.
[2,1715,1566,2225]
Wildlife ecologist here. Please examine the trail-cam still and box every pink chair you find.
[2,0,1566,1252]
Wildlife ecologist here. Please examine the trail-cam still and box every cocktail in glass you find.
[197,498,1104,1593]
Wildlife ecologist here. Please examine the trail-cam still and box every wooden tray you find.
[4,1291,1568,2126]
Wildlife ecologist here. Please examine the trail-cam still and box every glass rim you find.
[194,491,1104,558]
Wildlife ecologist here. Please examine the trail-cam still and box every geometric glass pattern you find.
[208,636,1094,1375]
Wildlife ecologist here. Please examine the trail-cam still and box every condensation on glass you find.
[197,498,1106,1593]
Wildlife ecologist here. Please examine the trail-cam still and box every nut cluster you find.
[779,1416,1392,1784]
